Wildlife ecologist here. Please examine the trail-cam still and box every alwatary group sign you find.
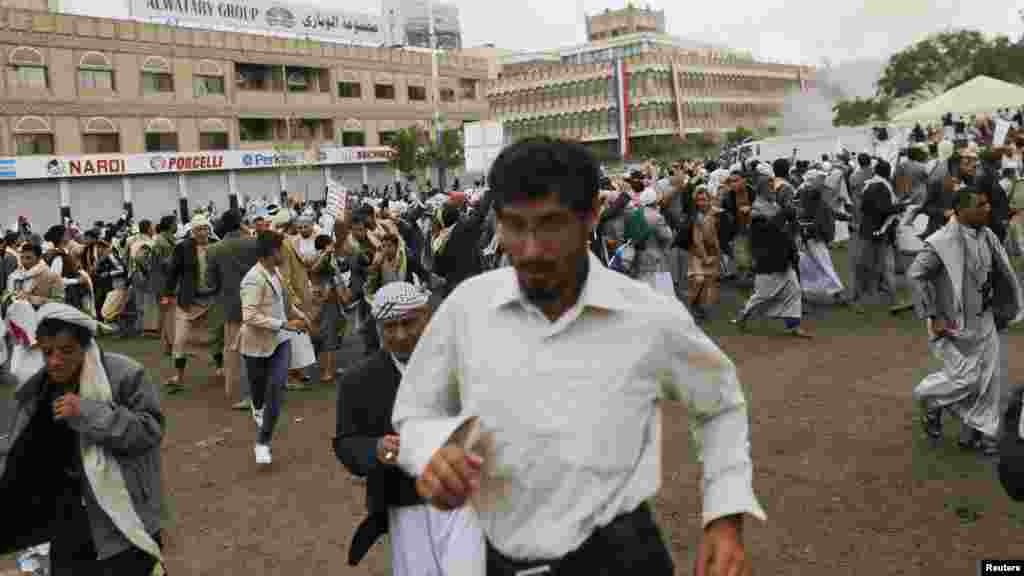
[131,0,389,45]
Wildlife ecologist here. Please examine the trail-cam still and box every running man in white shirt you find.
[393,138,766,576]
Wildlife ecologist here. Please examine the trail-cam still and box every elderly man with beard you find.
[393,138,765,576]
[335,281,484,575]
[163,213,218,394]
[0,303,166,575]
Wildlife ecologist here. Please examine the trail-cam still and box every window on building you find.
[14,133,53,155]
[342,131,365,147]
[8,47,47,90]
[142,72,174,93]
[459,78,477,100]
[83,133,120,154]
[338,81,362,98]
[77,52,114,92]
[239,118,273,142]
[194,75,225,97]
[440,87,455,103]
[236,63,282,91]
[408,85,426,101]
[285,67,330,93]
[199,132,229,150]
[379,131,397,147]
[10,64,47,89]
[145,133,178,152]
[375,83,395,100]
[78,68,114,91]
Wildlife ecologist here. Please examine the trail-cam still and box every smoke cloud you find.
[779,59,885,135]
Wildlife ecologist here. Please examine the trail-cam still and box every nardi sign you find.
[3,147,393,180]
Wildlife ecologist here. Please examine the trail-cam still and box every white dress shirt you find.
[393,252,766,561]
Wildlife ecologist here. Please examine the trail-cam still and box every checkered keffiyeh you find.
[371,281,430,321]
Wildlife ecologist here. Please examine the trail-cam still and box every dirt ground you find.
[5,268,1024,575]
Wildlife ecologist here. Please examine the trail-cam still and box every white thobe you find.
[388,355,486,576]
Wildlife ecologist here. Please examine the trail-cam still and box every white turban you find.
[190,213,210,230]
[271,210,292,228]
[638,187,658,207]
[37,302,100,336]
[371,281,431,322]
[756,163,773,178]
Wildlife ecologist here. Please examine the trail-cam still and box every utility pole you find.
[428,0,445,192]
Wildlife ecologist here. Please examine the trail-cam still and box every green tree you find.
[424,129,464,171]
[832,97,892,126]
[726,126,754,146]
[832,29,1024,127]
[387,126,428,178]
[423,129,465,190]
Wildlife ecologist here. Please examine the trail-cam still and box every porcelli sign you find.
[0,147,394,180]
[130,0,388,45]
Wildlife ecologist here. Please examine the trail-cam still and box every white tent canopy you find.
[891,75,1024,125]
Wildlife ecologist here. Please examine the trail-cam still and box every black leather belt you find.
[485,503,671,576]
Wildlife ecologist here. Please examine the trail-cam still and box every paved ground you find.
[3,248,1024,575]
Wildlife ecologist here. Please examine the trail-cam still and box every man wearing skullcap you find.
[163,213,217,393]
[335,281,484,574]
[0,303,166,575]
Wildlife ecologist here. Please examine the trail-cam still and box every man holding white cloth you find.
[393,138,766,576]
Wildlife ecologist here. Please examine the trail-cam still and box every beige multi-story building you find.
[0,1,487,157]
[483,5,815,159]
[0,0,487,228]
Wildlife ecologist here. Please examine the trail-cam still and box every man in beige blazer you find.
[239,231,308,466]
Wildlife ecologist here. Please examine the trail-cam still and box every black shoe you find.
[958,425,981,450]
[922,408,942,440]
[980,436,1000,457]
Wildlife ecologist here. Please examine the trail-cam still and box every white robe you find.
[388,355,486,576]
[799,239,844,299]
[388,505,485,576]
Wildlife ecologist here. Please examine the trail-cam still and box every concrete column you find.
[59,179,71,223]
[361,164,368,186]
[279,170,288,206]
[177,173,189,223]
[227,171,239,213]
[122,177,134,220]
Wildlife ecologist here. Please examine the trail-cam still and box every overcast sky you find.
[69,0,1022,65]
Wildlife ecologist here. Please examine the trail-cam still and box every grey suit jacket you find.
[207,232,263,323]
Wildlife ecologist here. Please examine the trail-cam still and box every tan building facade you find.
[485,37,814,157]
[0,4,489,158]
[586,5,665,41]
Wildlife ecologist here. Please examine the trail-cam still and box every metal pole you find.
[429,0,444,192]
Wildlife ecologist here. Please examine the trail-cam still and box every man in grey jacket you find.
[0,304,165,575]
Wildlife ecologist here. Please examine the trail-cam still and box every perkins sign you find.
[2,147,393,180]
[132,0,388,45]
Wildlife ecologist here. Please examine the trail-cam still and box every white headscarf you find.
[35,303,165,575]
[638,187,658,207]
[371,281,430,322]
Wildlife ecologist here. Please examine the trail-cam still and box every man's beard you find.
[517,252,589,307]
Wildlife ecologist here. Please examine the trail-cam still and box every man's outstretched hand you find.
[695,514,749,576]
[415,444,483,510]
